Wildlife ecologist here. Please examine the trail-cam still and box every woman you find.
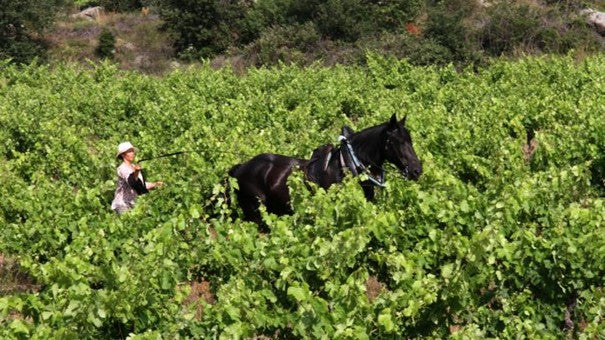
[111,141,163,214]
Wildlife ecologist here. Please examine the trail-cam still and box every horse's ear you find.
[388,114,398,129]
[400,115,407,126]
[341,125,354,138]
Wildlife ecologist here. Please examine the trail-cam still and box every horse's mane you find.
[348,123,388,167]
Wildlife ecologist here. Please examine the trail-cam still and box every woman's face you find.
[122,149,135,162]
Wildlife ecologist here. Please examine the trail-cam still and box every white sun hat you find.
[116,141,136,158]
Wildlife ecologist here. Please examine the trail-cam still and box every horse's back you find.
[229,153,306,219]
[229,153,306,179]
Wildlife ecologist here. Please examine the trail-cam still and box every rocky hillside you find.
[13,1,605,74]
[47,7,174,74]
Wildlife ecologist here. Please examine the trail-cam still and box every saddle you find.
[305,144,337,189]
[304,127,360,188]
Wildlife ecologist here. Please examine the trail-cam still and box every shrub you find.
[237,0,289,45]
[155,0,250,59]
[424,0,482,65]
[73,0,101,9]
[288,0,423,42]
[366,0,424,32]
[99,0,144,12]
[479,1,544,56]
[96,29,116,59]
[243,22,320,66]
[479,1,605,57]
[315,0,366,42]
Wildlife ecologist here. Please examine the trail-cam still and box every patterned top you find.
[111,163,146,212]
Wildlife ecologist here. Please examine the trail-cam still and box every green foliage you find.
[71,0,100,9]
[425,0,482,65]
[314,0,366,42]
[155,0,251,59]
[286,0,423,41]
[243,22,321,66]
[152,0,603,68]
[0,0,67,64]
[96,29,116,59]
[480,1,548,56]
[155,0,424,62]
[478,1,605,57]
[0,55,604,337]
[99,0,143,12]
[367,0,424,31]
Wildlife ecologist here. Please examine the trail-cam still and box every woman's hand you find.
[149,181,164,190]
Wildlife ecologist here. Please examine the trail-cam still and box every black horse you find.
[228,114,422,224]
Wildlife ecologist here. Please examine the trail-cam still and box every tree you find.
[0,0,67,63]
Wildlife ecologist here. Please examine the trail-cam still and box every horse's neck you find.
[349,125,386,167]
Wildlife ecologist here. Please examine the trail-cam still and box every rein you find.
[138,149,252,163]
[138,151,189,163]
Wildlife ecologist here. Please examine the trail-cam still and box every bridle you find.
[338,135,386,187]
[384,135,412,179]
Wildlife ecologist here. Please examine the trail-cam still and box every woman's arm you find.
[146,181,164,190]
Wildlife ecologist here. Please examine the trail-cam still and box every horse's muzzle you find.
[402,164,422,181]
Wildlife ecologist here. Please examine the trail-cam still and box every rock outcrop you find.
[71,6,104,21]
[581,9,605,36]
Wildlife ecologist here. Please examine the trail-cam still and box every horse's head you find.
[384,114,422,180]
